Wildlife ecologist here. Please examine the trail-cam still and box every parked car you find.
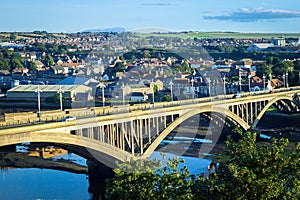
[62,116,76,121]
[233,93,241,98]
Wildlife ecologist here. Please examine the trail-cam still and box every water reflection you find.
[53,153,87,166]
[0,136,214,200]
[0,168,90,200]
[150,151,211,175]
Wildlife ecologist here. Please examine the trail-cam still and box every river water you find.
[0,168,90,200]
[0,144,212,200]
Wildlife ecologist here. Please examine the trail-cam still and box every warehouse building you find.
[7,85,94,102]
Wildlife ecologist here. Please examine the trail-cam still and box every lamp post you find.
[121,82,125,105]
[223,76,226,96]
[169,80,174,101]
[269,73,273,91]
[151,79,155,104]
[191,77,195,100]
[207,78,211,97]
[239,74,242,93]
[283,73,286,88]
[35,85,42,121]
[286,72,289,88]
[57,85,64,113]
[263,74,266,90]
[100,83,106,107]
[248,75,251,93]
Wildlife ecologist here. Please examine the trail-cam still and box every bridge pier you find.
[87,159,114,200]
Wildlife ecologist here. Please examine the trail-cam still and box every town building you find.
[130,92,148,102]
[7,85,93,102]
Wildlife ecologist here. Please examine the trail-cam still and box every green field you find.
[136,32,300,39]
[2,32,300,40]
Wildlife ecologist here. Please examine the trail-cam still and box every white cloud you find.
[203,8,300,22]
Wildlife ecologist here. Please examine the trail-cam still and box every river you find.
[0,145,212,200]
[0,168,90,200]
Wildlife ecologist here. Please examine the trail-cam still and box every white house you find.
[247,43,273,51]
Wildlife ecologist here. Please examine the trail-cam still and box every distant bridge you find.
[0,88,300,167]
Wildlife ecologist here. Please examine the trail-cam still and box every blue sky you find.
[1,0,300,33]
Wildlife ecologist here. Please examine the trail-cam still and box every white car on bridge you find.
[62,116,76,121]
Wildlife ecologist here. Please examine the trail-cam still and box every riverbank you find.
[0,146,88,174]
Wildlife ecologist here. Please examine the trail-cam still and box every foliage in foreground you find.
[105,131,300,200]
[105,157,193,200]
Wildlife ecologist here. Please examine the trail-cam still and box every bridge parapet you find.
[1,88,300,128]
[1,88,300,165]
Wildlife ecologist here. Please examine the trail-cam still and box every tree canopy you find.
[272,61,294,77]
[105,157,193,200]
[0,49,24,71]
[255,63,272,78]
[198,129,300,199]
[105,130,300,199]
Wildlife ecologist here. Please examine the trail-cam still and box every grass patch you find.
[266,107,277,112]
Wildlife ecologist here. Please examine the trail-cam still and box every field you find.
[2,31,300,40]
[136,32,300,39]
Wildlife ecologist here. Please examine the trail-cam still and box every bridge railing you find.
[1,87,300,128]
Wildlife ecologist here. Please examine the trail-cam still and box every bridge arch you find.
[0,132,134,168]
[252,96,294,129]
[142,106,249,158]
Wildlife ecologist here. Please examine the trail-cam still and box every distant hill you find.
[81,27,127,33]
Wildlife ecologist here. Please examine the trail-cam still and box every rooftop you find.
[8,85,86,92]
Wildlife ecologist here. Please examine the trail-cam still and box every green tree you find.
[43,54,54,66]
[10,57,23,69]
[105,157,193,200]
[114,62,126,71]
[163,94,172,102]
[256,63,272,78]
[182,61,190,72]
[157,52,162,59]
[0,59,11,71]
[294,60,300,71]
[173,61,190,72]
[266,56,281,65]
[119,55,125,60]
[289,71,299,86]
[283,61,294,71]
[130,55,137,63]
[59,48,67,55]
[27,61,37,71]
[196,130,300,199]
[272,61,293,77]
[9,33,17,40]
[153,84,158,93]
[105,129,300,200]
[143,50,151,59]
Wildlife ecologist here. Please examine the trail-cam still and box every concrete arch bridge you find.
[0,88,299,167]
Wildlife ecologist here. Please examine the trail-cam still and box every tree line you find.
[105,129,300,199]
[256,57,300,86]
[0,49,24,71]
